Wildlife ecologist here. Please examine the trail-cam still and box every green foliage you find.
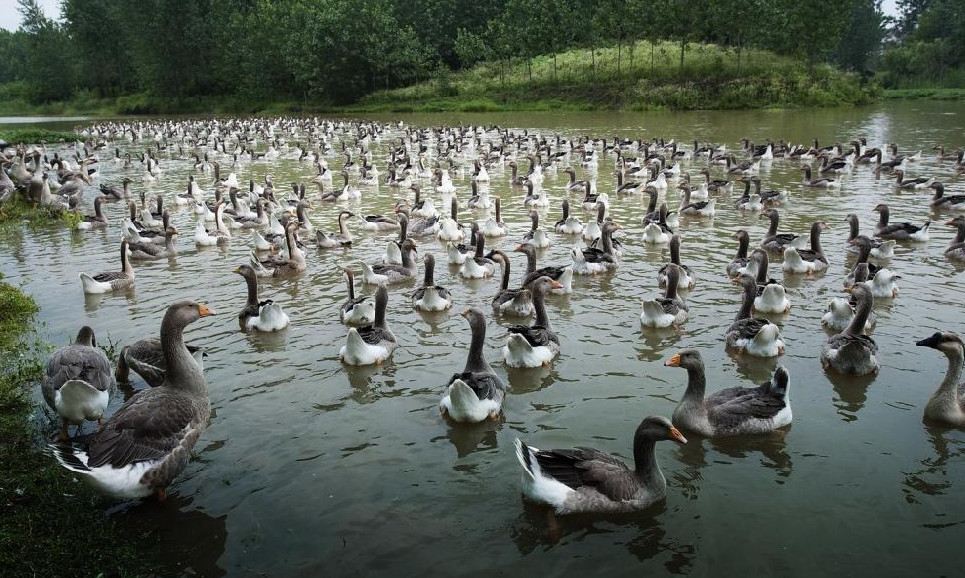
[879,0,965,88]
[0,128,78,144]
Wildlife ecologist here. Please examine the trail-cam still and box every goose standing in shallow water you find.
[440,308,506,423]
[234,265,290,332]
[43,326,116,440]
[79,239,135,294]
[411,253,452,312]
[640,263,688,328]
[503,276,564,368]
[915,332,965,427]
[873,203,929,241]
[726,274,785,357]
[513,415,687,514]
[820,284,879,375]
[51,300,215,501]
[490,249,534,317]
[782,221,829,274]
[666,349,791,437]
[339,284,396,366]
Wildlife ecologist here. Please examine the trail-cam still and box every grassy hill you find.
[351,40,879,112]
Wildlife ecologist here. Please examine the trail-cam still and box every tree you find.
[833,0,887,75]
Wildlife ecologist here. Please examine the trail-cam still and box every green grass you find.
[0,128,80,145]
[352,40,879,112]
[883,88,965,100]
[0,273,160,577]
[0,199,81,231]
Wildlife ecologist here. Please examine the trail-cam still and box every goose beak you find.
[550,280,564,289]
[197,303,216,317]
[232,266,242,274]
[460,308,471,318]
[730,275,742,283]
[665,353,682,367]
[848,238,860,245]
[669,427,688,444]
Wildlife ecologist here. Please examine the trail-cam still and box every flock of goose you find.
[2,117,964,514]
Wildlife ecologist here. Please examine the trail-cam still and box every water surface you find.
[2,101,964,576]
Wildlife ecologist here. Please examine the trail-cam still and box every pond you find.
[2,101,964,576]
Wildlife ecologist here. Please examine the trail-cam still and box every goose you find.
[439,308,506,423]
[409,184,439,219]
[726,274,786,357]
[658,234,695,290]
[194,201,231,246]
[873,203,929,241]
[361,238,418,284]
[582,203,607,243]
[800,165,839,188]
[572,221,620,275]
[380,215,409,265]
[446,224,479,265]
[340,268,375,326]
[915,331,965,427]
[115,337,206,387]
[76,196,109,230]
[467,180,491,209]
[460,230,496,279]
[862,268,900,299]
[359,211,401,233]
[489,249,534,317]
[42,326,116,441]
[411,253,452,312]
[554,199,583,235]
[471,160,490,182]
[945,216,965,262]
[844,214,895,259]
[316,210,354,248]
[435,167,456,194]
[234,264,290,332]
[79,239,135,294]
[503,276,564,368]
[174,176,199,205]
[394,204,440,237]
[321,171,361,202]
[339,284,396,366]
[699,167,733,194]
[666,349,791,437]
[250,224,307,277]
[759,209,801,252]
[892,169,934,191]
[642,220,672,244]
[734,178,763,212]
[928,182,965,211]
[748,176,789,206]
[513,415,687,514]
[563,166,589,192]
[821,294,875,333]
[522,210,551,248]
[615,169,644,195]
[51,300,215,501]
[437,197,465,242]
[128,226,178,260]
[782,221,830,274]
[640,263,689,328]
[726,155,760,176]
[933,146,963,162]
[481,197,508,237]
[523,181,550,207]
[515,243,573,294]
[820,284,879,375]
[744,249,790,313]
[844,237,884,287]
[726,230,751,277]
[677,184,716,217]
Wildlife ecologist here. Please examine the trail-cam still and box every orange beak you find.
[665,353,681,367]
[460,308,471,318]
[550,280,564,289]
[669,427,688,444]
[197,303,216,317]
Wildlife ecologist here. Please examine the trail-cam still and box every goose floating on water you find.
[440,308,506,423]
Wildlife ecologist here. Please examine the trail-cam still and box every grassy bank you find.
[0,128,80,144]
[0,270,159,577]
[351,40,879,112]
[882,88,965,100]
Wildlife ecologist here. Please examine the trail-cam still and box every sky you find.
[0,0,901,32]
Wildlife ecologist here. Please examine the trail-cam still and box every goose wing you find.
[530,446,638,502]
[447,371,505,401]
[705,384,787,429]
[507,324,558,347]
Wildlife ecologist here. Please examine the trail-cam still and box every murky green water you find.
[2,101,964,576]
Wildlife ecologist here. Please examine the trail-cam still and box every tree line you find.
[0,0,959,107]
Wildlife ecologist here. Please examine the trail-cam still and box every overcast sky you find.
[0,0,901,32]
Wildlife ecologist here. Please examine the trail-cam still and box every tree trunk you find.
[617,39,622,75]
[591,47,596,80]
[528,59,532,82]
[679,38,685,75]
[553,52,558,82]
